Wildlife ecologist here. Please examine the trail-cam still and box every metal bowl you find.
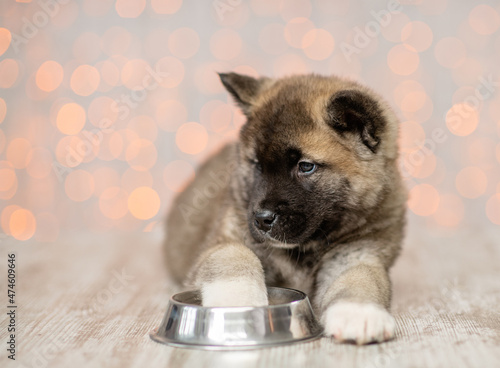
[150,287,323,350]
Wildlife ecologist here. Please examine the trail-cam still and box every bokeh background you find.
[0,0,499,243]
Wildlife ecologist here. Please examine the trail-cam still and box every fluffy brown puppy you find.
[164,73,407,345]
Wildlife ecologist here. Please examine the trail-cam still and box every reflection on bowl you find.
[150,287,323,350]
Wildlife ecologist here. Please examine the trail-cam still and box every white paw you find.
[201,278,268,307]
[323,302,395,345]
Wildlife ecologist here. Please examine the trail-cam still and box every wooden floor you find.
[1,220,500,368]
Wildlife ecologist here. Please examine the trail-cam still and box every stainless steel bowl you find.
[150,287,323,350]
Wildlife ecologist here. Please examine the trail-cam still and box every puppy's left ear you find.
[327,90,385,153]
[218,72,270,116]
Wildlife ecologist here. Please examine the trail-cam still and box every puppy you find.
[164,73,407,345]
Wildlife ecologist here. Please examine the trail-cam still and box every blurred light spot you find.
[101,27,131,56]
[115,0,146,18]
[77,130,100,163]
[259,23,289,55]
[0,59,19,88]
[128,187,160,220]
[98,132,125,161]
[71,65,100,96]
[73,32,101,63]
[284,17,315,48]
[0,167,16,192]
[155,56,184,88]
[65,169,95,202]
[125,138,157,171]
[151,0,183,14]
[468,4,500,35]
[381,12,411,43]
[55,136,84,168]
[434,37,466,69]
[96,60,120,88]
[455,166,487,199]
[36,60,64,92]
[400,91,427,113]
[128,115,157,141]
[156,100,187,132]
[0,98,6,124]
[6,138,31,169]
[399,121,426,153]
[168,27,199,59]
[1,205,20,235]
[26,72,49,101]
[445,103,479,136]
[387,44,419,75]
[121,59,150,89]
[83,0,114,17]
[0,28,12,56]
[57,102,86,135]
[410,152,437,179]
[121,168,153,192]
[163,160,195,192]
[176,122,208,155]
[26,147,52,179]
[401,21,433,52]
[10,209,36,241]
[35,212,59,242]
[88,96,118,128]
[114,129,139,161]
[408,183,439,216]
[432,194,464,228]
[486,194,500,225]
[210,29,242,60]
[92,167,120,197]
[200,100,232,133]
[99,187,128,219]
[302,29,335,60]
[280,0,311,22]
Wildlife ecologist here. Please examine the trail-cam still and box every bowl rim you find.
[169,286,309,311]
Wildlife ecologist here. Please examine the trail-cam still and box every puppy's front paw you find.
[201,278,268,307]
[323,302,395,345]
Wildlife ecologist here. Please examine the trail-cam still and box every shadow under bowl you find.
[150,287,323,350]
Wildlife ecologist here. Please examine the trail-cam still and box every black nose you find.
[254,210,277,232]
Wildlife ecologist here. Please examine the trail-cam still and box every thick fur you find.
[164,73,407,345]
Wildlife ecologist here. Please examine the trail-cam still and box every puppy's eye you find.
[298,161,316,174]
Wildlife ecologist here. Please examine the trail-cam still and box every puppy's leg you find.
[189,243,268,307]
[316,248,395,345]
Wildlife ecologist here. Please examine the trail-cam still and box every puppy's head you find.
[219,72,400,248]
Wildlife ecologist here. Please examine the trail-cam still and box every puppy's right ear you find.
[218,72,269,116]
